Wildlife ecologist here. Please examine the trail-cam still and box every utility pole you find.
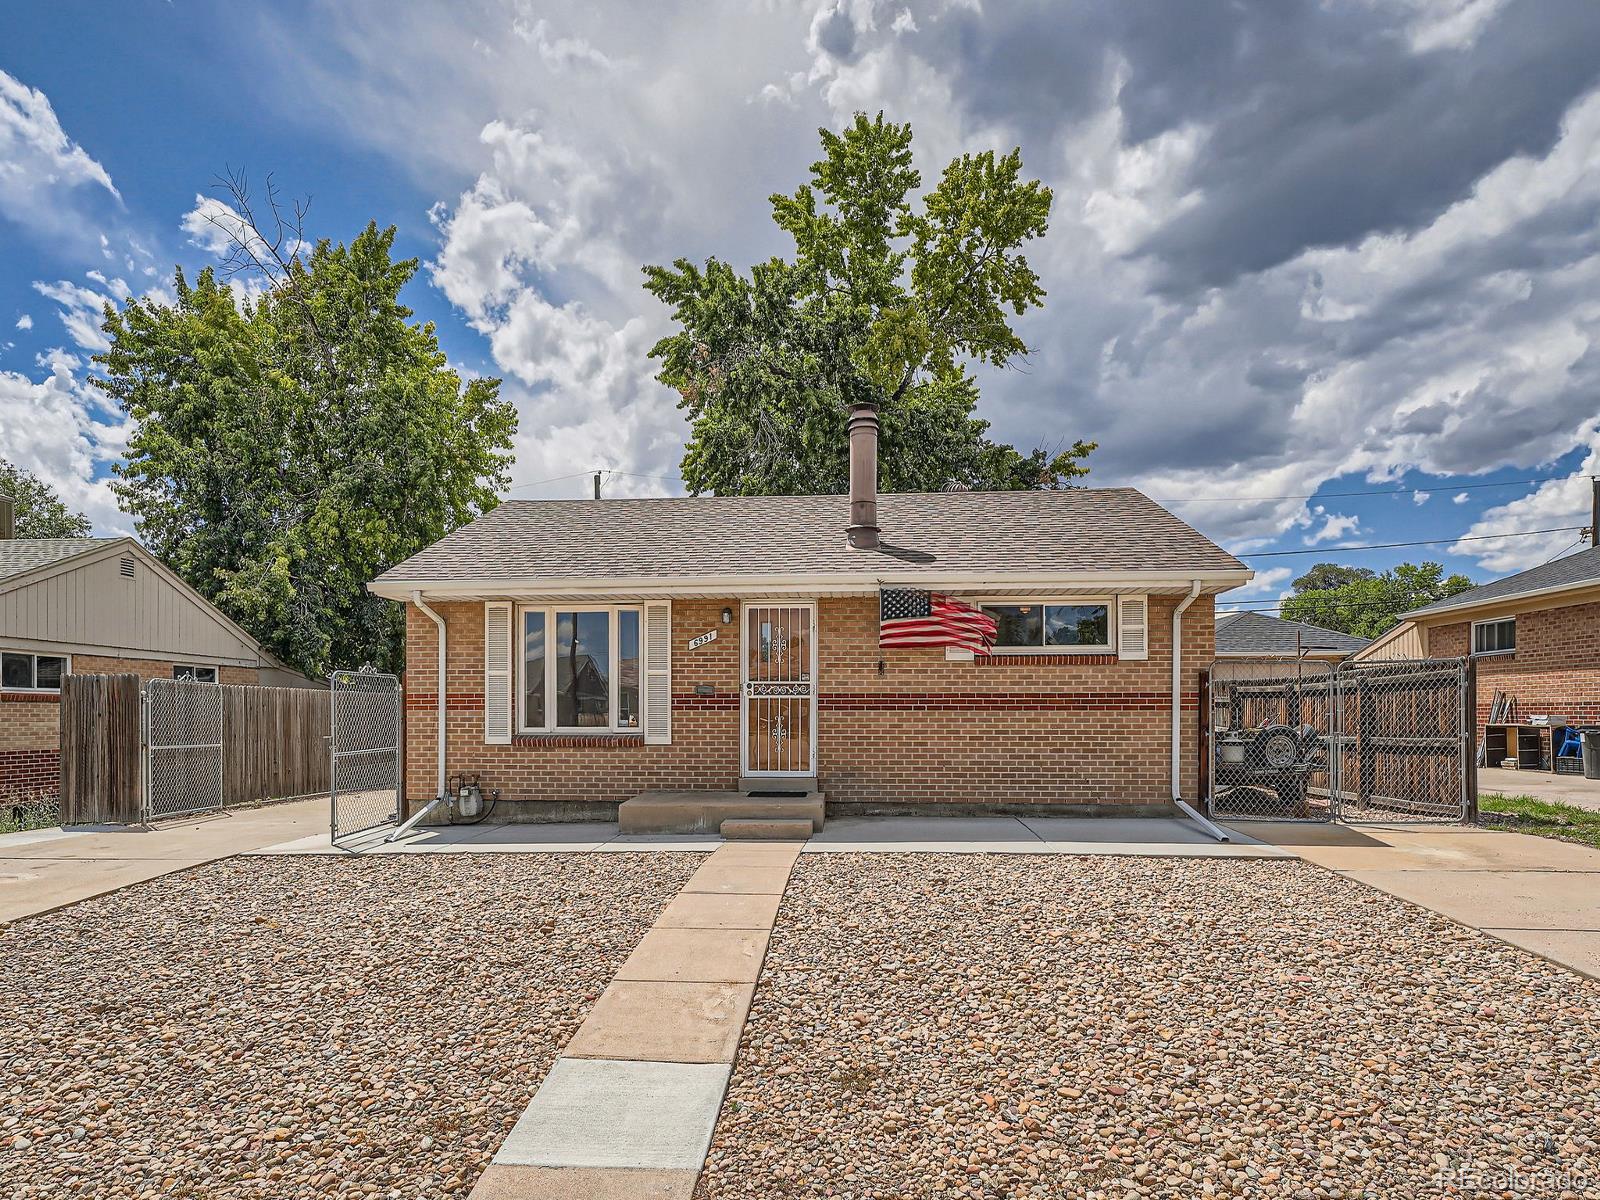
[1591,476,1599,547]
[594,471,602,500]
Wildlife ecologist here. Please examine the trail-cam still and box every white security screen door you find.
[741,603,817,776]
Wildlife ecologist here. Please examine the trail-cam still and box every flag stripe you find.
[880,588,997,655]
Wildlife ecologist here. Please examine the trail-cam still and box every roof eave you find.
[1402,575,1600,622]
[370,566,1254,603]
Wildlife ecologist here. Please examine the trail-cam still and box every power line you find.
[1235,525,1585,558]
[1152,473,1565,505]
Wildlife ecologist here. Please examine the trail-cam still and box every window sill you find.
[1,689,62,701]
[978,653,1119,667]
[1471,649,1517,659]
[512,732,645,749]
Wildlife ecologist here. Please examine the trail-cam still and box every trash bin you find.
[1583,728,1600,780]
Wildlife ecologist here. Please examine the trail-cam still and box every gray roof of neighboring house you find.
[373,489,1249,585]
[1406,546,1600,618]
[1214,610,1371,657]
[0,537,124,588]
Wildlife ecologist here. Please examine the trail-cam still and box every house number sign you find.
[687,630,718,650]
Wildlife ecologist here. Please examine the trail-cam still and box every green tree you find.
[0,460,91,538]
[1282,560,1474,640]
[644,113,1093,496]
[95,195,516,678]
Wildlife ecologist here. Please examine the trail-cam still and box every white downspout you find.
[412,590,447,800]
[1170,581,1230,842]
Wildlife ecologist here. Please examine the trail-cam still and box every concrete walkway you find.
[256,814,1290,859]
[470,841,800,1200]
[0,796,328,923]
[1233,820,1600,979]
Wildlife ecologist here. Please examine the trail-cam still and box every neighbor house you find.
[0,519,312,801]
[1214,611,1371,661]
[368,407,1252,825]
[1360,546,1600,739]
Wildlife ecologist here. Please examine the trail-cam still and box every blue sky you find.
[3,1,1600,613]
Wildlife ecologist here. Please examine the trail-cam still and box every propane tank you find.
[456,773,484,819]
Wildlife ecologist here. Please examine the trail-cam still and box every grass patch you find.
[1479,793,1600,850]
[0,795,62,835]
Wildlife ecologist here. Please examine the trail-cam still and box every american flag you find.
[879,588,997,655]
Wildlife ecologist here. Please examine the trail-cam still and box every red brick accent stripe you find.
[978,653,1118,667]
[820,691,1198,711]
[1,748,60,798]
[0,691,61,704]
[671,692,740,710]
[406,692,483,711]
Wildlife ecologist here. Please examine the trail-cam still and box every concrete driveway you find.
[1232,820,1600,979]
[0,796,328,923]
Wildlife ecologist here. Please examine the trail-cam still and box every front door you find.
[741,602,817,777]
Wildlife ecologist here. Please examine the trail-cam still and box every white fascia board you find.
[1401,577,1600,622]
[370,567,1254,602]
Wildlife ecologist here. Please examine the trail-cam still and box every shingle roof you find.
[1214,610,1371,657]
[374,489,1247,586]
[0,538,122,588]
[1407,546,1600,618]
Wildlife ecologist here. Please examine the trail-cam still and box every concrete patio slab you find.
[1488,928,1600,977]
[1237,820,1600,979]
[681,860,793,894]
[1,797,329,923]
[1480,766,1600,813]
[469,1165,696,1200]
[495,1058,730,1171]
[655,891,782,930]
[564,981,755,1064]
[616,927,769,984]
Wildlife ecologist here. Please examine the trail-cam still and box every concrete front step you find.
[719,817,813,840]
[619,791,825,836]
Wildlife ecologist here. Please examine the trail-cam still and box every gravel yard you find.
[698,855,1600,1200]
[0,852,700,1198]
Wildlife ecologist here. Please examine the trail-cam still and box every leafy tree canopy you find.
[1281,560,1475,640]
[644,113,1093,495]
[96,207,516,678]
[0,460,91,538]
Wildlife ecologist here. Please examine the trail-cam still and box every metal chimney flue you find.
[0,496,14,540]
[846,403,880,550]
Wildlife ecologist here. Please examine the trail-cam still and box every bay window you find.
[520,606,642,732]
[980,600,1114,653]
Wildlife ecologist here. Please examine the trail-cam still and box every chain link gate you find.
[329,669,402,842]
[1206,657,1470,824]
[143,678,224,821]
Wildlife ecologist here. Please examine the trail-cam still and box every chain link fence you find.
[1208,660,1338,821]
[1335,659,1470,823]
[330,669,402,842]
[1207,657,1469,824]
[143,678,224,821]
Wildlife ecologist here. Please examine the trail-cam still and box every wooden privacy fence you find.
[59,674,332,824]
[59,674,143,824]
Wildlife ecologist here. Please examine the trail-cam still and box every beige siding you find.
[0,549,261,666]
[1351,620,1426,661]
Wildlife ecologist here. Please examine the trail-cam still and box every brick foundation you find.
[405,594,1211,813]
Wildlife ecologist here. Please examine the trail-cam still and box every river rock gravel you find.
[696,854,1600,1199]
[0,852,699,1198]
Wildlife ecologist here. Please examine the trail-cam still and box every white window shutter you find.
[484,602,513,744]
[1117,595,1148,660]
[643,602,672,745]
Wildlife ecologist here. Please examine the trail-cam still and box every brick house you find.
[0,530,310,801]
[1366,546,1600,743]
[369,409,1251,824]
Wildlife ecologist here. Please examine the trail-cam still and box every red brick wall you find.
[1431,600,1600,734]
[405,594,1211,813]
[0,658,261,800]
